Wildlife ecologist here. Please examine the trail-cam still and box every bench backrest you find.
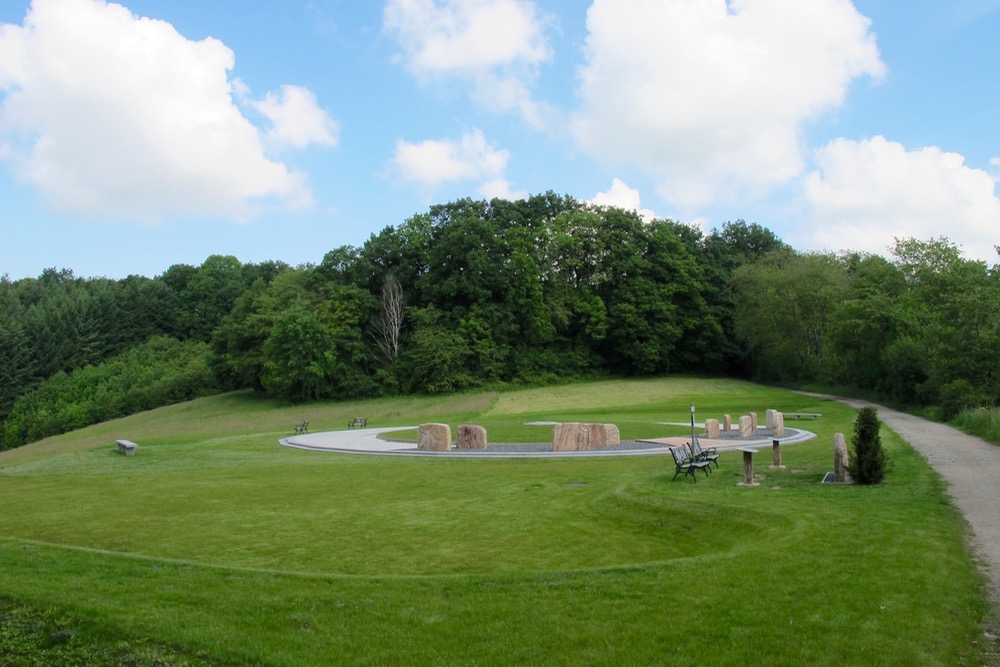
[671,447,690,465]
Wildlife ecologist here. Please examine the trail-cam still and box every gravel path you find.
[801,394,1000,628]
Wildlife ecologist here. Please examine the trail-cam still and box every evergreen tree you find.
[847,406,890,484]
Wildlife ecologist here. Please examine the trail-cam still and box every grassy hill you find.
[0,378,993,665]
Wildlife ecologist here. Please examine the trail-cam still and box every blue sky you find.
[1,0,998,280]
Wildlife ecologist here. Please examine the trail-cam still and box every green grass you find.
[0,378,994,665]
[952,406,1000,446]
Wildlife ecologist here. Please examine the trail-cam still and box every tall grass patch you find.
[952,406,1000,446]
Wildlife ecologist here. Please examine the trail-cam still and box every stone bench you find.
[116,439,137,456]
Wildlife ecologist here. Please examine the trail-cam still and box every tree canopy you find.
[2,194,997,449]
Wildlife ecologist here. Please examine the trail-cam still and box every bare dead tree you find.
[374,274,404,362]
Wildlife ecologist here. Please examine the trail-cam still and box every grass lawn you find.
[0,377,994,665]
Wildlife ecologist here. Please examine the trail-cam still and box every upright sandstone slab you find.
[705,418,720,438]
[418,423,452,451]
[739,415,753,437]
[772,412,785,437]
[456,424,487,450]
[723,414,732,432]
[834,432,850,482]
[553,423,619,451]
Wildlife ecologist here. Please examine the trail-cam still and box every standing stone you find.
[456,424,487,450]
[739,415,753,437]
[553,423,619,451]
[772,412,785,437]
[553,423,581,451]
[418,423,452,451]
[705,418,720,438]
[750,411,758,432]
[723,414,732,432]
[765,409,777,430]
[834,433,850,482]
[601,424,621,448]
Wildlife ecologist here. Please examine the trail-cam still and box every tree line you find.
[2,192,997,448]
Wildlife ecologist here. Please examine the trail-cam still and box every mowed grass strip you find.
[0,378,993,665]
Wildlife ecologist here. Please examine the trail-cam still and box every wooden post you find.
[770,439,785,469]
[738,448,760,487]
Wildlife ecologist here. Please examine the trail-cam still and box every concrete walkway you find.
[282,427,676,458]
[280,425,815,458]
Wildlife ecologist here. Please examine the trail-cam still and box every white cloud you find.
[479,178,527,201]
[571,0,885,208]
[0,0,334,222]
[383,0,554,126]
[389,128,512,192]
[803,136,1000,261]
[252,85,339,151]
[589,178,657,222]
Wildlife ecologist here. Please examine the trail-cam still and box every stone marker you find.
[772,412,785,437]
[738,415,753,437]
[456,424,487,450]
[553,423,620,451]
[750,411,758,432]
[723,414,732,432]
[765,409,776,430]
[705,418,720,438]
[417,423,452,451]
[834,432,849,482]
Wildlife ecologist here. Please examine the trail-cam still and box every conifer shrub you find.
[847,406,890,484]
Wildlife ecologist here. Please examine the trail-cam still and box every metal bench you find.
[294,420,309,434]
[348,418,368,429]
[689,439,719,468]
[671,446,711,482]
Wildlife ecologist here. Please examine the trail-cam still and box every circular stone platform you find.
[280,424,815,458]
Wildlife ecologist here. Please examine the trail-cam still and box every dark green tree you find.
[847,406,890,484]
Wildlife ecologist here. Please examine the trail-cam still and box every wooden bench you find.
[115,439,137,456]
[671,446,711,482]
[294,420,309,434]
[347,418,368,429]
[783,412,821,420]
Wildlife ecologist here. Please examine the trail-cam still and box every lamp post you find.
[690,404,696,447]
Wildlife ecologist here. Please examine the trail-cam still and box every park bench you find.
[671,446,711,482]
[348,417,368,429]
[689,439,719,468]
[294,420,309,434]
[115,439,137,456]
[783,412,821,420]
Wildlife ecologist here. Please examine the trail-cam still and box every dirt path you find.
[801,393,1000,655]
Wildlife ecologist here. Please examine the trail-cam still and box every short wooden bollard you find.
[738,448,760,487]
[770,439,785,469]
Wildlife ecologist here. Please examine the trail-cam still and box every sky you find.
[1,0,998,280]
